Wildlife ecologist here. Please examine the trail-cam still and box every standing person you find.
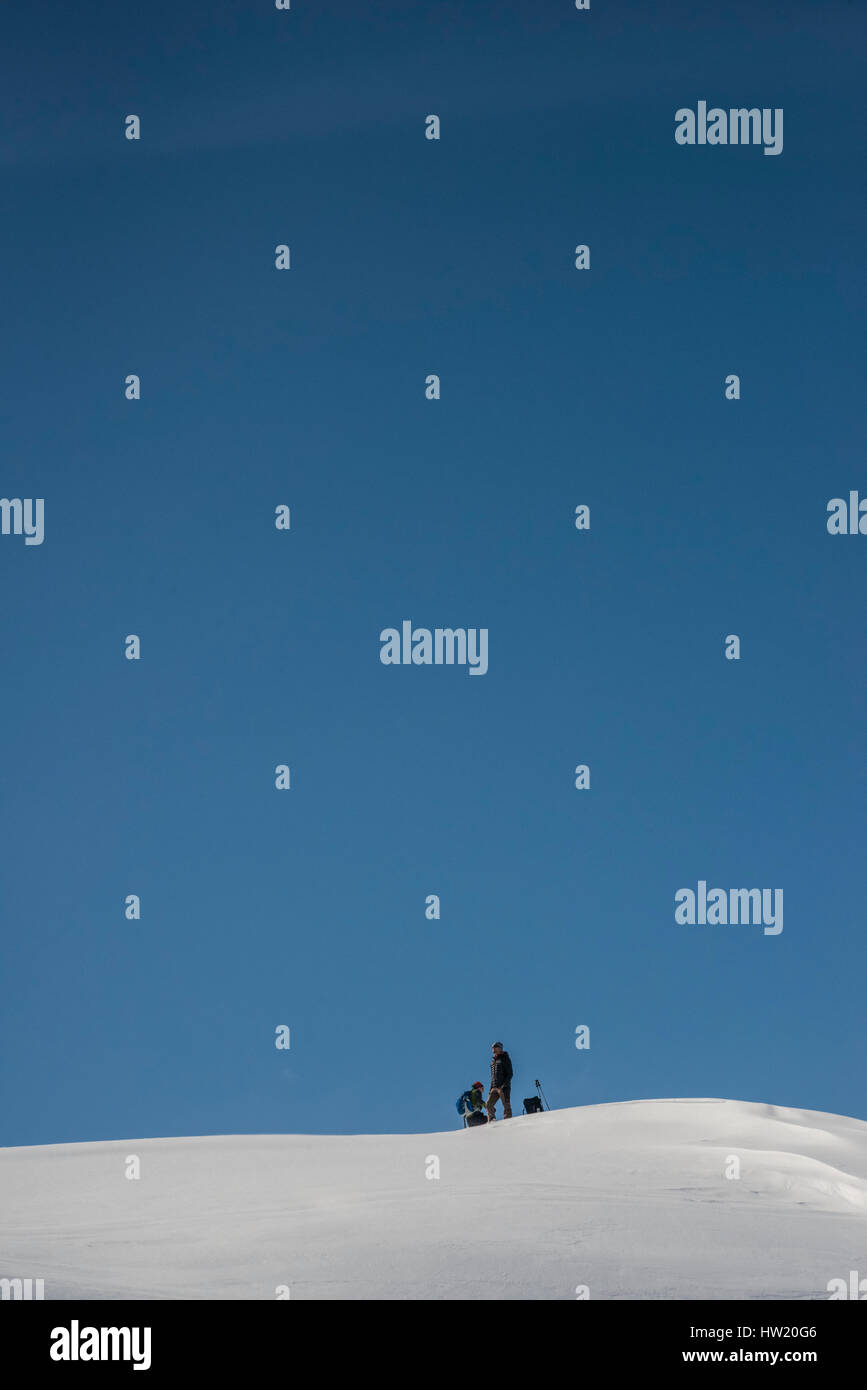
[487,1041,513,1121]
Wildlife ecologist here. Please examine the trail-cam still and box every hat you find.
[472,1081,484,1090]
[492,1041,503,1048]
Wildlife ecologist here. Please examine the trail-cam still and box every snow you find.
[2,1098,866,1300]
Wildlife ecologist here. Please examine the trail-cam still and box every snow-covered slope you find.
[2,1099,866,1300]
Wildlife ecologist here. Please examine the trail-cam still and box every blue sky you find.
[2,0,865,1145]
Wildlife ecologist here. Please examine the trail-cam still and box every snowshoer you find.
[457,1082,488,1127]
[487,1042,513,1120]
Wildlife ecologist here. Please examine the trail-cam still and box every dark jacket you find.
[490,1050,513,1089]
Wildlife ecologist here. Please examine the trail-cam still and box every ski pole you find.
[535,1079,551,1111]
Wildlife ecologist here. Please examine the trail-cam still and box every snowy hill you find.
[2,1099,866,1300]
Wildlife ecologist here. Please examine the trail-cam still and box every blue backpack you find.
[457,1087,484,1116]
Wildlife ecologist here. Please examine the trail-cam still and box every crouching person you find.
[457,1081,488,1128]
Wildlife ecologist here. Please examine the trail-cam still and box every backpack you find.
[456,1087,483,1116]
